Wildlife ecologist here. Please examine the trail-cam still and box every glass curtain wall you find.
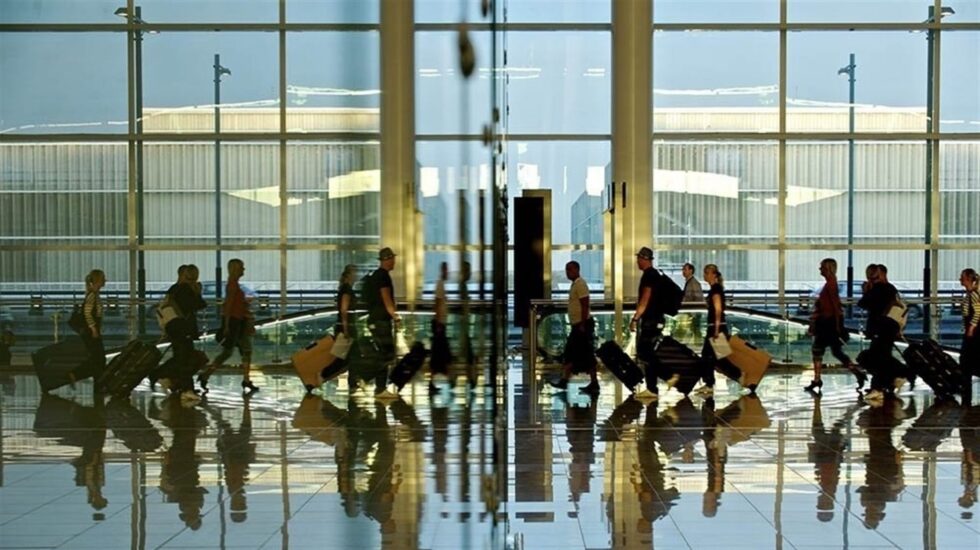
[0,2,381,322]
[651,0,980,337]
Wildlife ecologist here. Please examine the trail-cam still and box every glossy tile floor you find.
[1,368,978,549]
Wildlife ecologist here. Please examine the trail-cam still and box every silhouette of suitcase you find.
[902,338,963,401]
[655,336,701,395]
[32,338,94,392]
[718,335,771,392]
[596,340,644,391]
[292,335,337,391]
[97,340,163,398]
[389,341,428,390]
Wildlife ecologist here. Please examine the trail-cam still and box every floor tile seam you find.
[0,462,65,489]
[52,496,148,550]
[0,485,88,528]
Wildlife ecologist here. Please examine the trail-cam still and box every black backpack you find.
[653,270,684,317]
[357,270,379,311]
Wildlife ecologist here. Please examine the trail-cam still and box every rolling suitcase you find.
[32,337,93,392]
[596,340,644,391]
[389,341,428,390]
[97,340,163,398]
[718,335,771,392]
[655,336,701,395]
[901,338,963,401]
[292,335,337,392]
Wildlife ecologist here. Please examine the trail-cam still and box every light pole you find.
[214,54,231,304]
[838,54,856,315]
[115,5,149,335]
[923,5,954,337]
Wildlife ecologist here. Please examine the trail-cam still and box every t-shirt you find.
[336,282,356,311]
[367,268,394,321]
[567,277,589,325]
[706,283,726,331]
[638,267,661,322]
[814,276,842,321]
[222,278,249,320]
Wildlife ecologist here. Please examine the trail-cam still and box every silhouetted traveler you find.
[629,247,664,398]
[81,269,107,374]
[549,261,599,395]
[429,262,452,394]
[805,258,866,393]
[160,264,208,404]
[696,264,726,397]
[363,247,401,397]
[960,268,979,402]
[199,259,256,394]
[857,264,903,401]
[682,262,704,303]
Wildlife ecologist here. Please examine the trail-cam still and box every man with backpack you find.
[629,247,683,398]
[358,247,402,397]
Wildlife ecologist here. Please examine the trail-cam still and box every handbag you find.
[156,294,181,331]
[68,303,88,335]
[708,333,733,359]
[332,332,352,360]
[886,296,908,331]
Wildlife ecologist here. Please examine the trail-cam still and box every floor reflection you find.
[1,370,979,549]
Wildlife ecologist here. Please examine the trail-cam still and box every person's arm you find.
[381,287,400,322]
[580,295,590,321]
[968,290,980,338]
[630,287,652,331]
[339,292,351,334]
[435,286,447,325]
[711,293,723,337]
[83,292,99,337]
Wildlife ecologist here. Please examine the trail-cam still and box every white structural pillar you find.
[380,0,419,303]
[612,0,653,332]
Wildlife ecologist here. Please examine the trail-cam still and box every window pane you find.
[286,0,378,23]
[417,141,494,287]
[940,141,980,243]
[654,0,778,23]
[506,32,611,134]
[786,142,926,244]
[653,141,778,245]
[0,1,124,23]
[142,32,278,134]
[0,250,129,292]
[144,143,280,247]
[138,0,278,23]
[0,144,128,247]
[286,142,380,245]
[788,0,934,23]
[653,32,779,133]
[506,141,609,289]
[416,0,610,23]
[286,32,380,132]
[0,33,127,134]
[940,31,980,133]
[416,31,491,135]
[286,250,378,298]
[145,250,280,311]
[787,32,926,133]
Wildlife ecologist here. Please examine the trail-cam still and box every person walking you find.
[198,259,256,395]
[548,261,599,395]
[429,262,452,394]
[960,268,979,402]
[695,264,726,397]
[160,264,208,404]
[857,264,903,402]
[629,247,664,398]
[81,269,107,375]
[804,258,866,394]
[682,263,704,304]
[364,247,401,398]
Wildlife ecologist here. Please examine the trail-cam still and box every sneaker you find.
[695,385,714,397]
[665,374,680,389]
[633,381,658,399]
[864,389,885,404]
[180,390,201,406]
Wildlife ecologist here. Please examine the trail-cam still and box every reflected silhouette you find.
[701,398,724,518]
[33,394,108,518]
[856,399,909,529]
[431,401,449,499]
[302,395,423,539]
[154,398,208,530]
[209,397,255,523]
[652,397,702,458]
[959,405,980,518]
[105,397,163,453]
[637,400,680,528]
[902,399,963,452]
[705,394,771,518]
[807,397,860,522]
[564,397,597,502]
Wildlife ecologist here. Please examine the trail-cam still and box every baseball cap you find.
[636,247,654,261]
[378,247,397,260]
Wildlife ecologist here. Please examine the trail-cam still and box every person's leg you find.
[371,320,394,394]
[637,321,662,394]
[239,331,256,393]
[807,334,825,393]
[830,339,865,389]
[700,337,716,388]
